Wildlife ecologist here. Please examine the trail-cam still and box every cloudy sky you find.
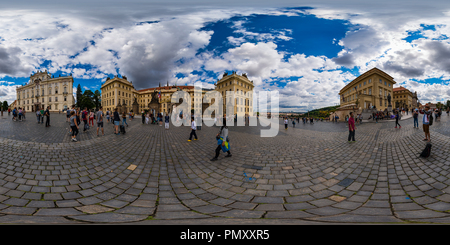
[1,0,450,111]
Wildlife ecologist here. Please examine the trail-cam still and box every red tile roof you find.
[137,86,194,92]
[393,86,407,92]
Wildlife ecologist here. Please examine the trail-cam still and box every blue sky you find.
[1,1,450,111]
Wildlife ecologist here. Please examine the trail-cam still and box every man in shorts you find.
[419,105,432,142]
[97,106,104,136]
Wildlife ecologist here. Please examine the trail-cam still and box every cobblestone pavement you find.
[0,112,450,224]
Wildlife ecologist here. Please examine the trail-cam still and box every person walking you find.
[22,109,26,120]
[210,126,231,161]
[66,108,71,122]
[284,117,288,130]
[44,106,50,127]
[122,111,128,127]
[36,109,41,124]
[12,107,17,121]
[97,106,104,136]
[82,108,88,132]
[76,108,81,129]
[413,109,419,128]
[348,112,356,143]
[188,117,198,141]
[18,108,23,121]
[8,108,10,116]
[165,113,170,130]
[89,109,95,127]
[106,110,111,122]
[113,108,121,135]
[292,118,296,128]
[40,108,44,124]
[70,110,79,142]
[419,105,432,142]
[395,110,401,128]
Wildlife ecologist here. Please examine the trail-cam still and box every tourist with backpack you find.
[113,108,121,135]
[419,105,432,142]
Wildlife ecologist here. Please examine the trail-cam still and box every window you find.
[384,81,387,86]
[55,97,58,102]
[359,84,361,88]
[388,83,391,87]
[64,87,67,92]
[369,88,372,95]
[363,81,366,86]
[369,79,371,83]
[379,79,382,84]
[49,97,51,102]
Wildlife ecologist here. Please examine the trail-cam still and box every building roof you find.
[339,67,396,94]
[136,86,194,93]
[393,86,407,92]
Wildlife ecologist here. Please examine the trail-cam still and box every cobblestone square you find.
[0,112,450,224]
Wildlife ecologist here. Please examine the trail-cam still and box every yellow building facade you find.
[101,77,206,114]
[16,70,75,112]
[214,71,254,117]
[393,86,416,109]
[339,68,396,111]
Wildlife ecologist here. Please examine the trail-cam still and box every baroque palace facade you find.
[16,70,75,112]
[339,67,396,111]
[100,71,254,116]
[393,86,418,109]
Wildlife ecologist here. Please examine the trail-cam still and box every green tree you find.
[93,90,101,109]
[2,101,7,110]
[446,100,450,109]
[80,90,95,109]
[76,84,82,108]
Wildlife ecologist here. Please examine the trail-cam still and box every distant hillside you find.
[302,105,339,118]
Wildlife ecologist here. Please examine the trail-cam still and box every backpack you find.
[120,124,126,134]
[429,114,433,126]
[419,143,432,158]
